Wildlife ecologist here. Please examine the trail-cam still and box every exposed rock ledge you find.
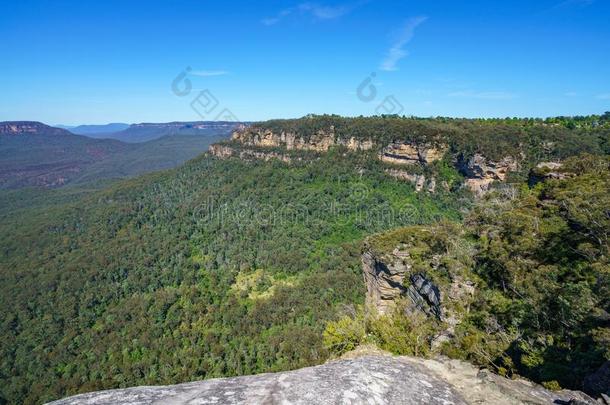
[231,127,374,152]
[209,144,296,163]
[385,169,437,192]
[380,142,446,166]
[459,154,518,196]
[48,354,596,405]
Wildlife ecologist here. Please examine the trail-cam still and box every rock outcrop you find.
[220,126,530,196]
[385,169,436,192]
[362,250,411,315]
[362,228,478,348]
[231,126,373,152]
[528,162,574,186]
[209,144,296,163]
[362,246,449,319]
[224,126,532,197]
[48,354,597,405]
[380,142,446,166]
[412,356,597,405]
[459,154,518,196]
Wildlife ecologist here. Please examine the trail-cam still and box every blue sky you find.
[1,0,609,124]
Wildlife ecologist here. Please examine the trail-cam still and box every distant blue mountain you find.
[0,121,234,188]
[68,123,130,135]
[92,121,246,143]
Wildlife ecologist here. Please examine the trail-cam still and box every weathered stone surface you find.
[413,356,597,405]
[363,235,481,351]
[362,248,448,319]
[409,274,442,319]
[48,356,468,405]
[362,251,410,315]
[48,354,597,405]
[208,144,235,158]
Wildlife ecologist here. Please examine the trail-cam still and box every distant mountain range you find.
[0,121,237,188]
[56,121,245,143]
[1,121,74,136]
[57,123,130,135]
[90,121,245,143]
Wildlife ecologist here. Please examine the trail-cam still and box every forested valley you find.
[0,114,608,404]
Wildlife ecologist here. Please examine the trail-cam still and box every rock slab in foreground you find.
[48,356,466,405]
[48,355,597,405]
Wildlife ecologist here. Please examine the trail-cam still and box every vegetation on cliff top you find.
[248,113,610,162]
[325,154,610,391]
[1,115,608,404]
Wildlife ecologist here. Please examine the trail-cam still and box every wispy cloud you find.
[597,93,610,100]
[550,0,595,10]
[379,16,427,72]
[190,70,229,77]
[298,2,350,19]
[564,91,578,97]
[448,90,517,100]
[262,1,365,25]
[262,9,293,26]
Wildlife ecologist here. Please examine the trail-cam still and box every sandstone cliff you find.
[458,153,518,196]
[212,125,522,197]
[380,142,446,166]
[208,144,296,163]
[231,126,374,152]
[363,226,475,317]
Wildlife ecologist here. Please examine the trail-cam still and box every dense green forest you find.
[0,148,464,404]
[0,115,608,404]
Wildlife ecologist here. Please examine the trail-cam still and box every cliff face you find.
[48,354,596,405]
[231,126,374,152]
[208,144,295,163]
[213,125,522,196]
[362,243,474,323]
[458,154,518,196]
[380,142,446,165]
[362,224,479,351]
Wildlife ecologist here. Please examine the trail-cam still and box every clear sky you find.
[1,0,609,124]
